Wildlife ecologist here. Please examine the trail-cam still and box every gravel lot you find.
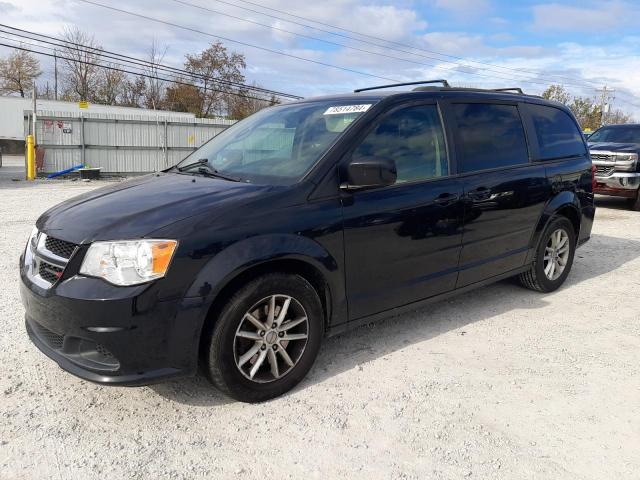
[1,154,639,479]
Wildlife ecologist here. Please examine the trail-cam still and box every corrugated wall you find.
[32,111,235,174]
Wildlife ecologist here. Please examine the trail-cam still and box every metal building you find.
[0,96,194,141]
[31,110,234,174]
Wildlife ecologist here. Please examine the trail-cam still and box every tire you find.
[627,190,640,211]
[518,216,576,293]
[205,273,323,403]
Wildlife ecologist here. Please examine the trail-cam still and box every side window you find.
[453,103,529,173]
[352,105,448,183]
[528,104,586,160]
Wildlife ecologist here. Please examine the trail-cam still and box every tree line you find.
[0,26,279,120]
[541,84,633,130]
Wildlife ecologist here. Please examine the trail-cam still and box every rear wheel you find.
[205,273,323,403]
[519,216,576,293]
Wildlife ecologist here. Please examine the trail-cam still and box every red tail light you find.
[591,164,597,191]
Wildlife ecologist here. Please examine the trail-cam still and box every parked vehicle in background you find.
[588,124,640,210]
[20,81,595,402]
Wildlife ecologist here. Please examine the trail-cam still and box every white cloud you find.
[0,0,638,118]
[531,1,636,32]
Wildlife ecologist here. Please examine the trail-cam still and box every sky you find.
[1,0,639,117]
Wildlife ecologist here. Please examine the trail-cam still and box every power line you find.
[169,0,570,89]
[0,24,302,100]
[204,0,640,108]
[0,41,285,103]
[74,0,402,83]
[205,0,607,89]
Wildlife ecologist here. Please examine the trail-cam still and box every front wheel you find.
[626,189,640,211]
[519,216,576,293]
[205,273,323,403]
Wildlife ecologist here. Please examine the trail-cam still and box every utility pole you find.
[596,85,615,127]
[54,49,58,101]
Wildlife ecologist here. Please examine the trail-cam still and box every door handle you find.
[433,193,459,205]
[467,186,491,201]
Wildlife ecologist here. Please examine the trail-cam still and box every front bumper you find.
[20,259,204,386]
[594,172,640,198]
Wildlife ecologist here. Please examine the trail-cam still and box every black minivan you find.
[20,81,595,402]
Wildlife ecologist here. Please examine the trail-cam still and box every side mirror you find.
[341,155,397,190]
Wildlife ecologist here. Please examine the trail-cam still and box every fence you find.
[27,111,235,175]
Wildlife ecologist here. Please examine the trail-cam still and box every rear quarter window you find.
[528,104,586,160]
[453,103,529,173]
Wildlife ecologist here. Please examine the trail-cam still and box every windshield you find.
[588,126,640,144]
[176,100,375,185]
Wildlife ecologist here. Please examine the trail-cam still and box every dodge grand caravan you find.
[20,80,595,402]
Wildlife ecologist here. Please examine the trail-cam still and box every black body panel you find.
[20,89,595,385]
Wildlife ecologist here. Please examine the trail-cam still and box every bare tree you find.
[95,66,126,105]
[227,83,280,120]
[607,109,634,125]
[121,76,147,107]
[542,84,571,105]
[184,41,246,117]
[60,26,102,101]
[144,40,168,110]
[0,49,41,97]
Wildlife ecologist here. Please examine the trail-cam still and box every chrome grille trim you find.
[25,231,75,289]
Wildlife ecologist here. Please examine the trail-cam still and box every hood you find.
[36,172,272,243]
[588,142,640,153]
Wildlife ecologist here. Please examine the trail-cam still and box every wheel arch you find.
[187,234,343,365]
[527,192,581,261]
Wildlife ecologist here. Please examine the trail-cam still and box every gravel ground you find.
[1,154,639,479]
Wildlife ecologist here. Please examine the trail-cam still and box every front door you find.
[341,103,465,319]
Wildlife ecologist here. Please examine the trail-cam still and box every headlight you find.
[80,239,178,286]
[615,153,638,171]
[27,227,39,250]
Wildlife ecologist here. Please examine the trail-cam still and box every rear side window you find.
[353,104,448,183]
[528,104,586,160]
[453,103,529,173]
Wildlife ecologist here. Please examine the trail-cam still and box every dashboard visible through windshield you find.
[176,101,376,185]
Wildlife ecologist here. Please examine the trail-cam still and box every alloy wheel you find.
[233,295,309,383]
[543,228,570,281]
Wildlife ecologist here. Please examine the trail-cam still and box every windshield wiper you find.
[195,166,242,182]
[177,159,242,182]
[177,158,208,172]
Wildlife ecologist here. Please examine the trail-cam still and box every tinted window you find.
[453,103,529,172]
[588,126,640,144]
[529,104,585,159]
[353,105,448,183]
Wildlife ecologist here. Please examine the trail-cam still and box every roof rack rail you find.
[492,88,524,94]
[354,79,450,93]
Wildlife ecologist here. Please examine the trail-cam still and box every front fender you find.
[181,233,347,334]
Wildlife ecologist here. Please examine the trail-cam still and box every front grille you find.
[38,261,63,284]
[31,320,65,350]
[595,165,615,176]
[44,236,77,259]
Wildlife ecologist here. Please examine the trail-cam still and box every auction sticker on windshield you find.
[324,104,372,115]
